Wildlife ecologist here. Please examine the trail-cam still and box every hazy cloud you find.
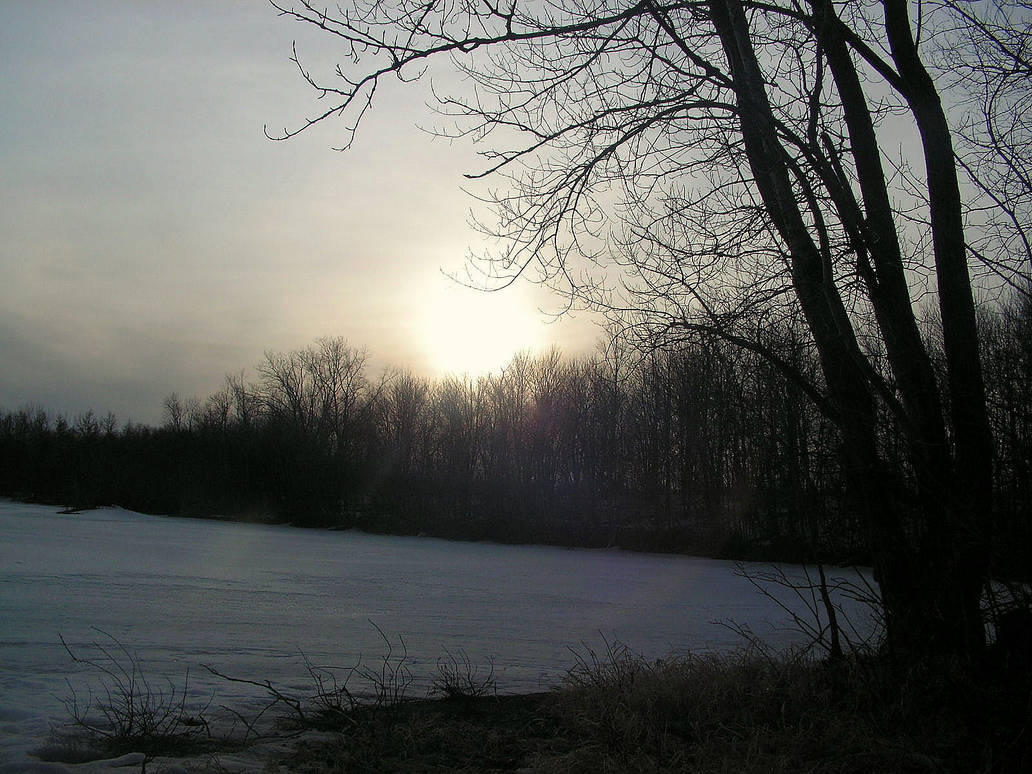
[0,1,597,424]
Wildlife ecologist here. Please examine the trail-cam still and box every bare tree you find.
[379,369,432,479]
[936,0,1032,293]
[226,371,262,429]
[269,0,1028,663]
[257,337,370,447]
[163,393,185,433]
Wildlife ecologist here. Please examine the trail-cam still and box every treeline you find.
[2,294,1029,566]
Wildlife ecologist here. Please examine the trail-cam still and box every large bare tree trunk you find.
[881,0,993,658]
[712,0,991,662]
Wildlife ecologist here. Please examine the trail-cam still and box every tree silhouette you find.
[270,0,1032,663]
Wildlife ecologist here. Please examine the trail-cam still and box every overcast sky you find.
[0,1,599,425]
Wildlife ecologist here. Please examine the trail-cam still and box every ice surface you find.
[0,499,874,770]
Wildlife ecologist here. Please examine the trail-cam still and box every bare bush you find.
[361,622,414,710]
[203,621,414,737]
[728,563,885,660]
[430,648,496,700]
[56,629,214,761]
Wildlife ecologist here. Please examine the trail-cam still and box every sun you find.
[419,282,543,376]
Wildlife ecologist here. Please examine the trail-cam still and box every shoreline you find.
[34,648,1031,773]
[15,495,871,568]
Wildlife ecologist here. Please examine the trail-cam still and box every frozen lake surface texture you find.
[0,499,873,770]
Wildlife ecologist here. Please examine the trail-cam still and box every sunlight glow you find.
[419,282,544,376]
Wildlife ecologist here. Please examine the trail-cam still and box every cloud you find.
[0,1,599,425]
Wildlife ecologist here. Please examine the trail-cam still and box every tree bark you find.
[712,0,992,662]
[882,0,993,658]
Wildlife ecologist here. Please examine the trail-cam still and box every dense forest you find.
[2,291,1028,569]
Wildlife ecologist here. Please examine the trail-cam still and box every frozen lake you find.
[0,499,874,769]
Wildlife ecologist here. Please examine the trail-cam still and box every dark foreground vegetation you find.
[2,291,1029,570]
[43,633,1032,773]
[278,650,1032,774]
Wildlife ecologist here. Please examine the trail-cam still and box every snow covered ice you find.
[0,499,874,770]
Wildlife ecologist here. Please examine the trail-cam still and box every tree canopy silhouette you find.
[269,0,1031,664]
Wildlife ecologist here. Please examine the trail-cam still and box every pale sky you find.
[0,1,598,425]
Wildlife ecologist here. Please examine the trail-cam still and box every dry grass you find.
[47,630,1030,773]
[277,692,553,773]
[275,642,1031,773]
[541,643,896,773]
[536,640,1031,774]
